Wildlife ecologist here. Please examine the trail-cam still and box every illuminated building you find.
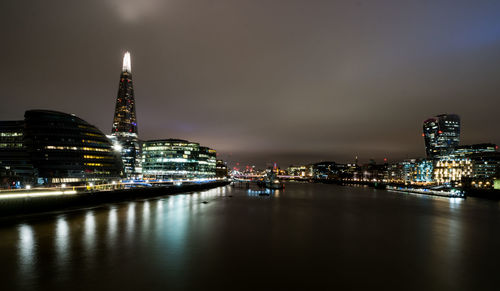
[0,110,123,186]
[198,146,217,178]
[312,161,337,179]
[415,160,433,183]
[287,165,310,177]
[446,144,499,189]
[453,143,497,156]
[142,139,217,180]
[399,159,433,184]
[385,163,404,183]
[0,121,34,187]
[216,160,228,178]
[433,157,472,187]
[423,114,460,158]
[463,152,500,190]
[111,52,142,178]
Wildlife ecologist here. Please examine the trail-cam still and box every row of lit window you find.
[84,155,114,160]
[0,132,22,137]
[45,145,111,152]
[0,143,23,148]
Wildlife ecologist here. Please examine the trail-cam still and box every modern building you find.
[198,146,217,178]
[399,159,433,184]
[453,143,497,157]
[0,121,34,188]
[142,139,216,180]
[287,165,310,177]
[423,114,460,158]
[216,160,228,178]
[311,161,337,179]
[111,52,142,178]
[0,110,123,187]
[385,163,404,183]
[433,157,472,187]
[437,144,499,189]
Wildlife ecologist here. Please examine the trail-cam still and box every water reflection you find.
[142,201,151,231]
[126,203,136,241]
[449,197,463,209]
[83,211,96,257]
[3,184,500,290]
[55,216,70,267]
[17,224,36,278]
[107,207,118,248]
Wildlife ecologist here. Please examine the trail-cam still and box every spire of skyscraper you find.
[122,51,131,72]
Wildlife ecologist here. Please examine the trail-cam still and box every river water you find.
[1,183,500,290]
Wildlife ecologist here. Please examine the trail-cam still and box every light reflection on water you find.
[106,207,118,250]
[84,211,96,253]
[126,203,136,239]
[55,216,70,269]
[17,224,36,279]
[4,184,500,290]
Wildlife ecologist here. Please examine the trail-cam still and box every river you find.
[1,183,499,290]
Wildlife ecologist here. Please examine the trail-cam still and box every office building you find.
[423,114,460,158]
[142,139,216,180]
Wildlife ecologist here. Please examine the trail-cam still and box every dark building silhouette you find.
[0,110,123,187]
[423,114,460,158]
[0,121,34,187]
[216,160,228,178]
[111,52,142,178]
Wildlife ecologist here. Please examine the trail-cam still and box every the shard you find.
[111,51,141,178]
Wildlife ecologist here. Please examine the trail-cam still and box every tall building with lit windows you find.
[423,114,460,158]
[111,52,142,178]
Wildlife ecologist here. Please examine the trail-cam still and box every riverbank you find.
[0,180,229,218]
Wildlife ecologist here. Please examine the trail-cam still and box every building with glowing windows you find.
[198,146,217,178]
[0,121,34,187]
[433,157,472,187]
[142,139,217,180]
[111,52,142,178]
[0,110,123,187]
[287,165,310,177]
[216,160,228,178]
[423,114,460,158]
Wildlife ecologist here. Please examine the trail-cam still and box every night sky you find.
[1,0,500,167]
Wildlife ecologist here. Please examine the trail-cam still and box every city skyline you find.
[1,0,500,166]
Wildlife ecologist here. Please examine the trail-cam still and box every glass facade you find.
[0,110,123,186]
[111,52,141,178]
[142,139,216,180]
[423,114,460,158]
[216,159,228,178]
[0,121,34,187]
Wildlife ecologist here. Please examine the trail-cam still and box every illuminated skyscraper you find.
[423,114,460,158]
[111,52,142,178]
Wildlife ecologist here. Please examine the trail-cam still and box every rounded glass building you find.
[24,110,123,185]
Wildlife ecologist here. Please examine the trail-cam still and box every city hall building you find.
[0,110,123,187]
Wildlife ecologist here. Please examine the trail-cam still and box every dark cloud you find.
[1,0,500,167]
